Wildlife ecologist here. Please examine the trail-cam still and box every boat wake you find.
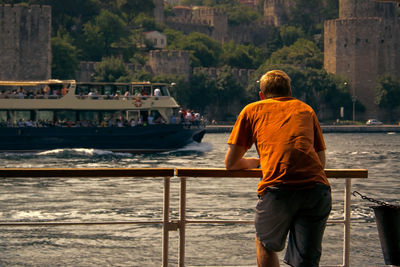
[164,141,213,155]
[36,148,131,157]
[0,142,213,161]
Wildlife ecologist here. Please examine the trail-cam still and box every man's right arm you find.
[225,144,260,170]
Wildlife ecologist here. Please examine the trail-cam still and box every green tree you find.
[221,41,263,69]
[132,13,157,31]
[94,56,130,82]
[51,31,79,79]
[132,70,153,82]
[81,9,128,60]
[226,4,261,25]
[213,66,246,120]
[268,39,323,69]
[169,32,223,67]
[279,25,304,46]
[375,74,400,122]
[289,0,325,35]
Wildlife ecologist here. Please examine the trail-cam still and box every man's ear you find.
[259,91,265,100]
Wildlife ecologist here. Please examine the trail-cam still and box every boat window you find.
[47,84,63,98]
[142,86,151,96]
[100,111,115,122]
[55,110,77,123]
[117,85,129,95]
[150,110,165,124]
[0,110,7,122]
[126,110,139,122]
[9,110,31,123]
[36,111,54,122]
[0,82,70,99]
[159,85,170,96]
[79,111,100,124]
[103,85,114,96]
[76,84,89,96]
[132,86,142,96]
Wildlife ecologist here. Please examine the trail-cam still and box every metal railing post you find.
[343,178,352,267]
[162,177,171,267]
[178,177,187,267]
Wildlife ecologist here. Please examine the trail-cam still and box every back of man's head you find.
[260,70,291,97]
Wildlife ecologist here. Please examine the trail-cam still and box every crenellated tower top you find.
[339,0,398,19]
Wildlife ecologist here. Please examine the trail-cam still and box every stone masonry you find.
[0,4,51,80]
[324,0,400,120]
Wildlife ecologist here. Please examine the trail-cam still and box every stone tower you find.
[263,0,292,26]
[192,6,228,42]
[154,0,164,24]
[324,0,400,120]
[0,4,52,80]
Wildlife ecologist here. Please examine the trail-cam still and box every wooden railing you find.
[0,168,368,267]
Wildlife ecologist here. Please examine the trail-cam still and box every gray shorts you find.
[255,183,331,267]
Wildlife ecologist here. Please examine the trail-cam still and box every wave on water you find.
[37,148,131,157]
[0,142,213,161]
[0,148,132,161]
[164,141,213,155]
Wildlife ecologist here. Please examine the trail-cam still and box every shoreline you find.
[205,125,400,133]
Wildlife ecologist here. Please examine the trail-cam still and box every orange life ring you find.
[134,97,142,107]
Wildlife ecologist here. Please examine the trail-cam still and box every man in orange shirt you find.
[225,70,331,267]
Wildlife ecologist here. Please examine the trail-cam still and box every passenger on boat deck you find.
[123,91,130,99]
[170,115,177,124]
[225,70,331,267]
[61,85,68,96]
[99,120,107,127]
[141,88,149,96]
[17,87,24,99]
[43,85,50,95]
[148,114,154,125]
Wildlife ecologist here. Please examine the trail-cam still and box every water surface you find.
[0,133,399,266]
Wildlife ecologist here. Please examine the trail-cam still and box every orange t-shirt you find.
[228,97,329,196]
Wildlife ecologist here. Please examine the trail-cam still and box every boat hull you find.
[0,125,206,153]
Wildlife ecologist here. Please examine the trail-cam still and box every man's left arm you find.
[225,144,260,170]
[317,150,326,169]
[313,113,327,169]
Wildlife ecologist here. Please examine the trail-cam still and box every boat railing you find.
[0,93,63,99]
[74,94,170,100]
[0,168,368,267]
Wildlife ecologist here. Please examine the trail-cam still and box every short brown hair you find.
[259,70,291,97]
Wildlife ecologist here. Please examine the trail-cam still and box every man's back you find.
[228,96,329,195]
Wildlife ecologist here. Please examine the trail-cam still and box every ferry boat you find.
[0,80,205,153]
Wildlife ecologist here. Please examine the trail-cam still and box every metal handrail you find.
[0,168,368,267]
[176,168,368,267]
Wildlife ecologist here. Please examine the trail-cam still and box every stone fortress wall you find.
[148,50,191,79]
[0,4,51,80]
[324,0,400,120]
[193,67,255,87]
[78,51,254,86]
[165,4,272,45]
[263,0,293,26]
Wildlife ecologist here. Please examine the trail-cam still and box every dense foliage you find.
[375,74,400,122]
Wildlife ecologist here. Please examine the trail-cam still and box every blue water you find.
[0,132,399,266]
